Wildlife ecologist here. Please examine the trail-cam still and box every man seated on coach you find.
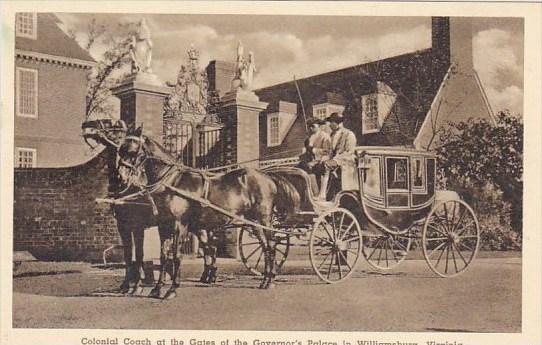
[318,112,358,201]
[298,118,332,189]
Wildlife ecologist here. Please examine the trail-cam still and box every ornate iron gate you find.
[163,118,224,169]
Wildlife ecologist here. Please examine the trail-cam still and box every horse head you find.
[81,118,128,149]
[117,125,181,192]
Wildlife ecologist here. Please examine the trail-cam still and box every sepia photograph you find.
[1,2,540,345]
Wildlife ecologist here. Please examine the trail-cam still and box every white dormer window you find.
[267,113,280,147]
[312,103,345,120]
[361,82,398,135]
[16,13,37,39]
[362,95,379,133]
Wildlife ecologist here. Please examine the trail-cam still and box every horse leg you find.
[149,224,169,299]
[262,213,277,289]
[118,222,133,294]
[264,233,277,289]
[164,221,185,300]
[197,229,211,283]
[128,227,145,296]
[207,230,219,284]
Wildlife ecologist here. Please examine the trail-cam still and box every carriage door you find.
[385,157,409,208]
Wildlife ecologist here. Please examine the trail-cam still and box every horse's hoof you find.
[149,287,161,299]
[163,290,177,300]
[259,280,268,289]
[120,281,130,293]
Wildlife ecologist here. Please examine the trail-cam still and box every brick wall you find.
[13,148,121,261]
[14,58,91,167]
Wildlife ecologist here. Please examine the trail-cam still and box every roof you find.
[256,48,450,147]
[15,13,95,63]
[314,92,347,106]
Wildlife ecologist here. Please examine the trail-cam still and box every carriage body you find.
[249,146,480,280]
[354,146,437,235]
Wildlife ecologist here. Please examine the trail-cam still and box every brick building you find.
[14,13,95,168]
[207,17,494,162]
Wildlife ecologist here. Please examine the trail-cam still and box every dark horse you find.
[116,126,301,299]
[82,119,155,295]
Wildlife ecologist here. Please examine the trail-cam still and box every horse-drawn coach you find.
[83,120,480,298]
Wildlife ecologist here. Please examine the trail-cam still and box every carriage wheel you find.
[422,200,480,277]
[238,226,290,276]
[363,232,411,270]
[309,208,362,284]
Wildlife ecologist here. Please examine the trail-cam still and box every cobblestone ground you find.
[12,256,521,332]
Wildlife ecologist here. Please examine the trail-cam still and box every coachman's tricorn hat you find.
[326,112,344,124]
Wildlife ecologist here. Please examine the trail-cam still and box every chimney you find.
[432,17,474,70]
[206,60,236,98]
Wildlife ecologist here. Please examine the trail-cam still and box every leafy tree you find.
[434,110,523,234]
[72,19,137,119]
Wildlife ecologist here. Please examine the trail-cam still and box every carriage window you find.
[363,156,382,197]
[386,158,408,190]
[411,157,425,188]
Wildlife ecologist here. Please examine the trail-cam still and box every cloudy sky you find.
[56,13,524,115]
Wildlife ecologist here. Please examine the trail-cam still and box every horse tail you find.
[269,174,301,217]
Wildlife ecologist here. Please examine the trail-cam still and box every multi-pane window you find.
[313,104,345,120]
[267,114,280,147]
[15,148,37,168]
[362,95,379,132]
[16,13,37,39]
[16,67,38,118]
[314,107,327,120]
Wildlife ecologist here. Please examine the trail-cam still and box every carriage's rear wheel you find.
[238,227,290,276]
[422,200,480,277]
[363,232,411,270]
[309,208,362,284]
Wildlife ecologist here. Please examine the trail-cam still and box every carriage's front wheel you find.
[238,226,290,276]
[309,208,362,284]
[422,200,480,277]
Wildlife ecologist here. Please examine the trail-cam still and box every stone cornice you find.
[15,49,95,69]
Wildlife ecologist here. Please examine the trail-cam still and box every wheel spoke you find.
[317,251,332,271]
[427,241,447,257]
[456,221,476,237]
[331,214,337,241]
[245,245,261,260]
[389,239,400,263]
[254,250,264,269]
[450,242,459,273]
[366,237,383,260]
[339,250,353,271]
[458,241,474,252]
[434,243,448,267]
[336,252,343,279]
[314,235,334,245]
[443,202,451,232]
[452,207,467,233]
[425,237,448,241]
[453,242,469,266]
[326,253,334,279]
[338,212,346,234]
[345,235,360,243]
[320,221,334,243]
[339,221,354,241]
[427,223,448,237]
[241,241,261,246]
[444,245,450,274]
[384,239,389,267]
